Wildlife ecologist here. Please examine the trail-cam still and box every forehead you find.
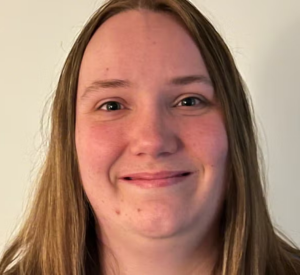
[78,10,209,92]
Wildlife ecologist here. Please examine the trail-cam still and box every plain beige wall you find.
[0,0,299,252]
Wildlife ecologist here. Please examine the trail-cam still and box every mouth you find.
[121,172,194,189]
[123,172,192,181]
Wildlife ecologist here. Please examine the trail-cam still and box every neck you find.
[97,223,221,275]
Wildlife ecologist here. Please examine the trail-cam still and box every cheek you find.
[182,114,228,217]
[75,121,125,177]
[182,113,228,166]
[75,111,228,173]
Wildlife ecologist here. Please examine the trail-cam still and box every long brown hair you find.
[1,0,300,274]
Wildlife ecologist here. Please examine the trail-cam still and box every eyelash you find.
[97,96,208,112]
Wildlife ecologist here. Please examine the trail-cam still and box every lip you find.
[120,172,193,188]
[120,170,192,180]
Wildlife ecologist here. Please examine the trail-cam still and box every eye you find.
[97,101,124,111]
[176,96,207,107]
[97,96,207,112]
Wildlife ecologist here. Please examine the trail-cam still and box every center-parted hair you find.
[1,1,299,274]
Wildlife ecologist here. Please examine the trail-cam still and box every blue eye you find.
[98,97,207,112]
[176,97,206,107]
[98,101,124,111]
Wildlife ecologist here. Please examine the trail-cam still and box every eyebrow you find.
[81,75,213,99]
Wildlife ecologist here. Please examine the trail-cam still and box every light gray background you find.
[0,0,299,252]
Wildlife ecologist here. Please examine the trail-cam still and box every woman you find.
[0,0,299,274]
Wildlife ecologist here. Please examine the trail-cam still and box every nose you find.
[128,107,180,159]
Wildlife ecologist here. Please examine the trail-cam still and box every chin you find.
[123,205,190,239]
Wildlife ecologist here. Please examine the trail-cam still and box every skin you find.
[75,10,228,275]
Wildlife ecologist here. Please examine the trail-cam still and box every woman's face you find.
[75,10,228,240]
